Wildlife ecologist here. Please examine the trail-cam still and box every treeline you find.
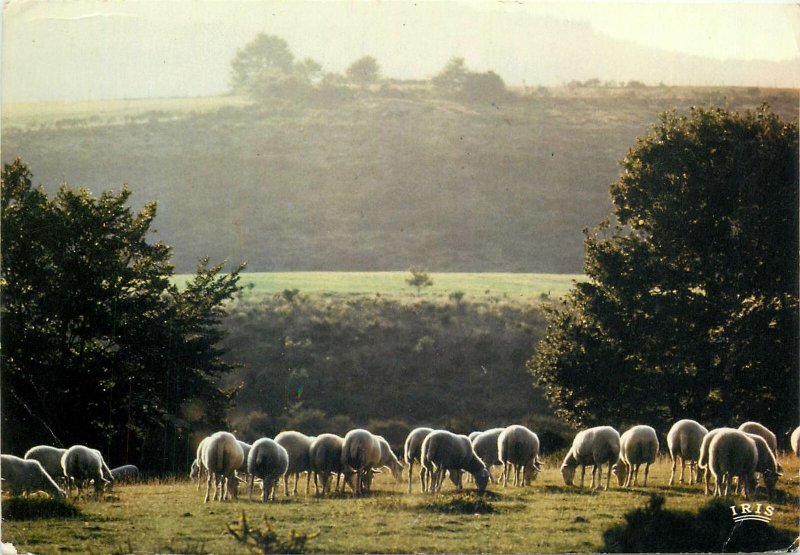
[220,294,572,453]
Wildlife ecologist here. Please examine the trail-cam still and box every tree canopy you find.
[346,56,381,87]
[528,106,798,433]
[1,160,243,471]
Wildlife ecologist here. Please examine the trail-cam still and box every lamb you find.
[698,428,734,495]
[561,426,620,490]
[743,432,781,499]
[791,426,800,457]
[341,428,382,495]
[708,429,758,499]
[498,425,541,487]
[404,427,433,493]
[190,436,210,490]
[24,445,67,486]
[61,445,111,498]
[247,438,289,502]
[309,434,345,495]
[471,428,506,483]
[202,431,244,503]
[110,465,140,484]
[1,455,66,498]
[737,422,778,459]
[612,425,658,488]
[420,430,490,494]
[376,436,404,482]
[667,419,708,485]
[275,431,315,496]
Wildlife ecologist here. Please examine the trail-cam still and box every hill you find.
[2,86,797,273]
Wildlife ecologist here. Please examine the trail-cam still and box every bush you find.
[227,511,318,554]
[2,497,83,520]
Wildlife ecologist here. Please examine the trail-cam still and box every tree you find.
[1,159,244,471]
[432,57,468,96]
[528,106,798,432]
[346,56,381,87]
[431,58,506,103]
[406,267,433,295]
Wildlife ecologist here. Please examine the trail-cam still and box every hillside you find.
[2,86,797,273]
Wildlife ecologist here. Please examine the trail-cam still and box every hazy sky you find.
[2,1,798,102]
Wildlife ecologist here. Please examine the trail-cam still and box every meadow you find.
[3,455,798,554]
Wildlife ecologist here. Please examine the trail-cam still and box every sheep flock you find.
[2,421,797,504]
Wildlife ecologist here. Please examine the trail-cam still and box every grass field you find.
[3,455,798,554]
[175,271,585,303]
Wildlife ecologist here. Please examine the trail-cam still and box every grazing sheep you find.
[24,445,67,486]
[309,434,345,495]
[91,449,115,486]
[110,465,140,484]
[190,436,210,490]
[468,431,482,442]
[743,433,781,499]
[275,431,315,496]
[667,419,708,485]
[698,428,734,495]
[1,455,66,498]
[404,427,433,493]
[236,440,252,483]
[420,430,490,494]
[708,429,758,499]
[612,425,658,488]
[561,426,620,490]
[498,425,541,487]
[791,426,800,458]
[61,445,111,499]
[341,429,383,495]
[376,436,404,482]
[202,431,244,503]
[471,428,506,484]
[247,438,289,502]
[738,422,778,459]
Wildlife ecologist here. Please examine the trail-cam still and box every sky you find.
[2,0,798,102]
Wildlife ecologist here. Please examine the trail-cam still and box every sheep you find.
[791,426,800,458]
[1,455,66,498]
[247,438,289,502]
[404,427,433,493]
[698,428,734,495]
[91,449,115,486]
[498,425,541,487]
[737,422,778,459]
[468,431,482,442]
[612,425,658,488]
[110,465,140,484]
[667,419,708,485]
[561,426,620,490]
[274,431,315,496]
[471,428,505,484]
[708,429,758,499]
[236,440,252,483]
[420,430,490,494]
[376,436,404,482]
[309,434,345,495]
[743,433,781,499]
[61,445,111,499]
[341,428,382,495]
[24,445,67,486]
[190,436,210,490]
[202,431,244,503]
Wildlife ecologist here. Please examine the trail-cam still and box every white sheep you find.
[236,440,252,481]
[24,445,67,486]
[561,426,620,490]
[708,429,758,499]
[743,432,781,499]
[791,426,800,458]
[202,431,244,503]
[61,445,111,498]
[274,431,315,496]
[612,425,658,488]
[110,465,140,484]
[190,436,210,490]
[468,431,482,442]
[667,419,708,485]
[341,428,382,495]
[498,425,541,487]
[403,427,433,493]
[376,436,404,482]
[1,455,66,498]
[737,422,778,459]
[471,428,505,484]
[309,434,345,495]
[91,449,115,486]
[420,430,490,494]
[698,428,733,495]
[247,438,289,502]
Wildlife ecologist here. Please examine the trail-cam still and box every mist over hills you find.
[2,87,797,273]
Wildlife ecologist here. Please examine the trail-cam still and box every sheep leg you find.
[407,461,414,494]
[723,473,731,497]
[590,465,597,489]
[283,474,290,496]
[420,467,427,493]
[669,456,676,486]
[306,471,311,496]
[643,463,650,487]
[248,474,254,502]
[679,457,686,484]
[503,462,510,487]
[605,463,611,490]
[689,461,696,485]
[580,465,586,488]
[632,464,640,487]
[293,472,300,496]
[204,473,213,503]
[703,467,710,495]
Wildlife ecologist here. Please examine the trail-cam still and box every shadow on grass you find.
[3,497,84,520]
[417,492,496,515]
[542,484,600,496]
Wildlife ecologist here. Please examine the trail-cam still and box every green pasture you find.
[4,455,798,554]
[174,271,585,303]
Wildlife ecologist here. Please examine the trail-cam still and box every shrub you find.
[226,511,318,554]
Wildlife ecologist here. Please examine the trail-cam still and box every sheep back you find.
[498,425,540,467]
[667,419,708,461]
[570,426,621,467]
[1,455,66,498]
[24,445,67,483]
[202,432,244,476]
[708,429,758,477]
[62,445,106,484]
[248,438,289,478]
[404,427,433,465]
[275,431,314,474]
[341,429,382,471]
[698,428,734,469]
[737,422,778,457]
[619,425,659,465]
[309,434,344,474]
[471,428,505,467]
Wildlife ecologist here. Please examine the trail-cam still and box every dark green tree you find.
[406,267,433,296]
[346,56,381,88]
[1,160,244,471]
[528,106,798,432]
[432,57,468,96]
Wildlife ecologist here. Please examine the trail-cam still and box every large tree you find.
[1,160,243,472]
[528,106,798,433]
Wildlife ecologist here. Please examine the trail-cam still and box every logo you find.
[729,503,775,524]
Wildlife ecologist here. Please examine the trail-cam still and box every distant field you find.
[174,271,585,302]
